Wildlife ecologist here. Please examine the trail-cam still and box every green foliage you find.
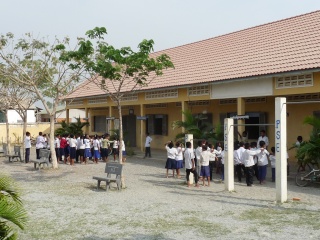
[0,175,27,240]
[172,109,223,144]
[55,117,89,136]
[296,116,320,166]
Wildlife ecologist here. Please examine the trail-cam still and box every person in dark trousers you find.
[144,133,152,158]
[242,143,261,187]
[184,141,199,187]
[25,132,31,163]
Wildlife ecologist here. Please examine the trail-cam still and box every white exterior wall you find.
[7,109,36,123]
[211,77,273,99]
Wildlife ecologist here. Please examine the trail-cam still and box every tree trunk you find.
[22,112,27,161]
[118,103,123,164]
[117,102,125,189]
[50,115,58,169]
[5,110,10,154]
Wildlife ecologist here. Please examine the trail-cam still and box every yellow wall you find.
[0,123,52,144]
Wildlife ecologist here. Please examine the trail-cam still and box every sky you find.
[2,0,320,52]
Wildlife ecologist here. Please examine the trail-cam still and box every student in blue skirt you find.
[92,135,101,164]
[165,141,178,178]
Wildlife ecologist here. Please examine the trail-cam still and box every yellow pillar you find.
[109,106,114,131]
[85,108,89,134]
[237,97,245,141]
[140,104,145,152]
[66,109,70,124]
[181,101,186,133]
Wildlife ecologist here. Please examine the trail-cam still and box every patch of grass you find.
[240,207,320,230]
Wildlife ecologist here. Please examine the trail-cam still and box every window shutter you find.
[147,115,154,135]
[162,114,168,136]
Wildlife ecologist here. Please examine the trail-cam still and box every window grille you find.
[188,85,209,96]
[287,93,320,102]
[219,99,237,105]
[145,104,168,109]
[88,97,107,105]
[245,97,266,103]
[68,100,83,106]
[276,74,313,89]
[122,93,138,101]
[145,89,178,99]
[188,100,210,106]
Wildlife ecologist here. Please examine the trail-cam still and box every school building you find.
[64,10,320,157]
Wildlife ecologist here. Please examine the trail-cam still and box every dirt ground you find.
[1,148,320,240]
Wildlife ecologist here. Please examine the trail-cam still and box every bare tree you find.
[0,33,87,168]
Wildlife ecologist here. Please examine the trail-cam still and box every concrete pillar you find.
[109,106,114,131]
[181,101,186,133]
[85,108,89,134]
[66,109,70,124]
[237,97,245,140]
[185,134,194,184]
[140,104,145,152]
[224,118,234,191]
[275,97,287,203]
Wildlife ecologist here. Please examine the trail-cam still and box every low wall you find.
[0,123,61,144]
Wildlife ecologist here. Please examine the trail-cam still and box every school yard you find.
[1,148,320,240]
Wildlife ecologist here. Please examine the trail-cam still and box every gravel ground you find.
[1,148,320,240]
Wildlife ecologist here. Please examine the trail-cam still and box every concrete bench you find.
[30,149,50,170]
[93,163,123,191]
[3,145,22,162]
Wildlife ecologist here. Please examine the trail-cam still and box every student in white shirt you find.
[200,145,216,187]
[184,142,199,187]
[257,140,269,184]
[84,135,92,164]
[113,138,119,161]
[120,140,126,163]
[195,141,203,176]
[220,149,225,181]
[208,143,221,181]
[165,141,178,178]
[92,136,101,164]
[69,134,77,166]
[235,142,246,183]
[144,133,152,158]
[257,130,269,149]
[241,143,262,187]
[25,132,31,163]
[36,132,45,159]
[175,142,185,179]
[54,134,60,163]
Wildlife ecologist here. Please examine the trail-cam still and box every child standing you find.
[220,147,225,182]
[257,141,269,184]
[184,141,199,187]
[270,147,276,182]
[69,134,77,166]
[200,145,216,186]
[242,143,262,187]
[25,132,31,163]
[195,141,203,176]
[84,135,92,164]
[165,141,178,178]
[175,142,185,178]
[93,136,101,164]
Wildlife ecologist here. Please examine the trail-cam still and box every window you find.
[188,85,209,96]
[94,116,106,132]
[146,114,168,136]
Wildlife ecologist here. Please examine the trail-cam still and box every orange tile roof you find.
[66,10,320,99]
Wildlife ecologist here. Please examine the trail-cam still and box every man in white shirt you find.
[144,133,152,158]
[184,142,199,187]
[36,132,45,159]
[257,130,269,149]
[25,132,31,163]
[235,142,245,183]
[242,143,262,187]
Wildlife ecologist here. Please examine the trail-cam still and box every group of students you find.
[53,133,126,165]
[165,130,279,188]
[24,131,127,165]
[165,140,223,187]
